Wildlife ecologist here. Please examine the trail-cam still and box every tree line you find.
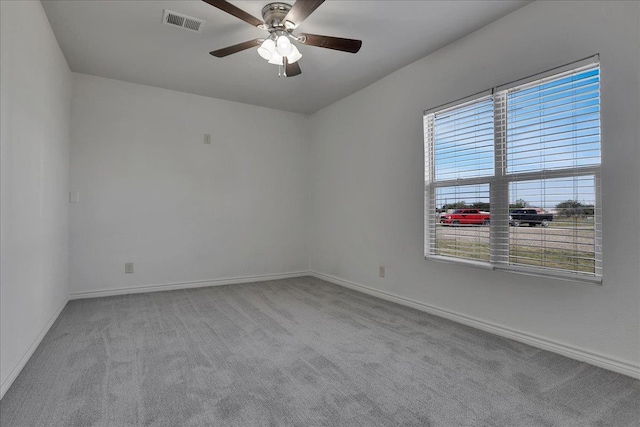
[440,199,594,216]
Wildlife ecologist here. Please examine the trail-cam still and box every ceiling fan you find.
[203,0,362,77]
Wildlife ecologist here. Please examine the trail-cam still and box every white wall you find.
[1,1,71,396]
[309,1,640,373]
[69,74,310,296]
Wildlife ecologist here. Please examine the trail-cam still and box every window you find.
[424,57,601,282]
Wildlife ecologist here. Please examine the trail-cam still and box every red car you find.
[440,209,490,226]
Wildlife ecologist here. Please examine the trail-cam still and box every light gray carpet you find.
[1,277,638,426]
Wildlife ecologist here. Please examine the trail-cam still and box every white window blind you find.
[504,176,600,276]
[424,58,602,282]
[433,97,494,180]
[425,96,494,265]
[433,184,491,262]
[505,67,601,174]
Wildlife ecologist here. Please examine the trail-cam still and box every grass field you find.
[548,216,596,229]
[436,240,595,273]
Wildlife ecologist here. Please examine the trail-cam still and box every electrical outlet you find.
[204,133,211,144]
[125,262,134,274]
[379,266,385,278]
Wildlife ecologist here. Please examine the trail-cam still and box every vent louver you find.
[162,10,204,33]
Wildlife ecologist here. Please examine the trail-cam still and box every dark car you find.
[509,209,553,227]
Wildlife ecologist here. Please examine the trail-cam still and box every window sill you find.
[494,265,603,286]
[425,255,494,270]
[425,255,602,286]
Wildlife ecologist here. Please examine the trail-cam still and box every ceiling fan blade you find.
[283,0,325,28]
[300,34,362,53]
[284,57,302,77]
[210,39,261,57]
[202,0,264,28]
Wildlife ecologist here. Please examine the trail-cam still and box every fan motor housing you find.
[262,2,292,28]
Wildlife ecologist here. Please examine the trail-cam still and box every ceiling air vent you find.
[162,10,205,33]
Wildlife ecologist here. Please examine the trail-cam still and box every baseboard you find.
[0,297,69,400]
[69,271,312,300]
[311,271,640,379]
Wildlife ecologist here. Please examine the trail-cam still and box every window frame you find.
[424,56,602,284]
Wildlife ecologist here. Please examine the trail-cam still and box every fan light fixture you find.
[276,35,293,56]
[287,45,302,64]
[257,39,276,60]
[268,51,284,65]
[206,1,363,78]
[258,35,301,66]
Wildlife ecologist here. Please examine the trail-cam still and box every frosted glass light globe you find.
[257,39,276,60]
[276,35,293,56]
[268,52,284,65]
[286,45,302,64]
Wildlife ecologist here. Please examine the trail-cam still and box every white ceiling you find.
[43,0,529,114]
